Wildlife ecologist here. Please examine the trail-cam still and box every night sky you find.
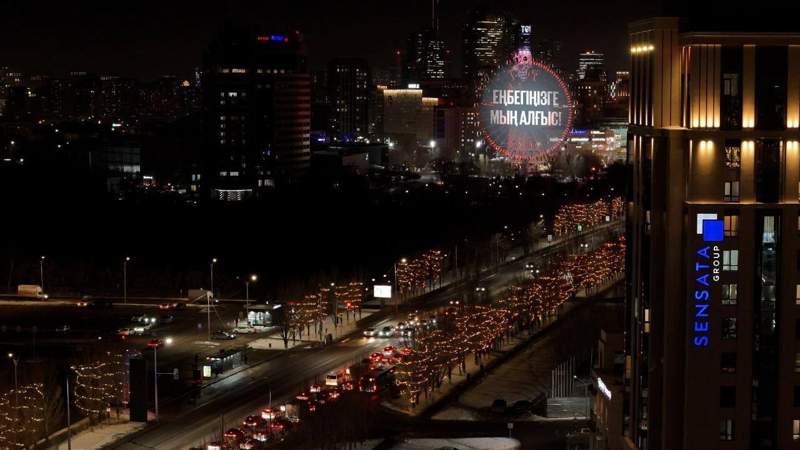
[0,0,663,80]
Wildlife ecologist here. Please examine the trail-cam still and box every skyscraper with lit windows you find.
[624,15,800,450]
[203,24,310,200]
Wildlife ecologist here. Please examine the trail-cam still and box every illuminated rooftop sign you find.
[480,53,573,162]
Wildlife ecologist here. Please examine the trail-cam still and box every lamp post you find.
[123,257,130,304]
[8,352,18,407]
[573,375,590,419]
[394,258,407,308]
[208,258,217,341]
[39,256,45,293]
[152,337,173,421]
[245,274,257,307]
[65,376,72,450]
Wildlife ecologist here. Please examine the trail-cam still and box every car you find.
[363,327,376,337]
[159,315,174,324]
[510,399,533,415]
[56,325,70,332]
[159,303,175,310]
[130,326,146,336]
[419,319,429,328]
[117,328,132,337]
[242,415,265,429]
[131,314,147,323]
[396,321,406,330]
[212,330,236,340]
[383,346,396,357]
[147,338,163,348]
[401,327,414,337]
[76,301,89,307]
[233,326,257,334]
[378,326,394,337]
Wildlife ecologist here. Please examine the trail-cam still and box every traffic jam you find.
[192,312,437,450]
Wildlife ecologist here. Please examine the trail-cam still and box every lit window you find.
[794,420,800,441]
[724,181,740,202]
[722,318,737,340]
[796,285,800,305]
[723,250,739,271]
[795,353,800,373]
[720,419,734,441]
[724,215,738,237]
[721,284,737,305]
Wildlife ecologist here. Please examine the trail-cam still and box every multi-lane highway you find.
[108,220,622,450]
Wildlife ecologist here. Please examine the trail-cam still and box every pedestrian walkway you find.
[55,411,149,450]
[248,310,374,350]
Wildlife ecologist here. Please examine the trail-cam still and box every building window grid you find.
[722,283,738,305]
[724,181,740,202]
[720,418,735,441]
[723,250,739,271]
[724,215,739,237]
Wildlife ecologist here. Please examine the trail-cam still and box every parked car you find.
[212,330,237,340]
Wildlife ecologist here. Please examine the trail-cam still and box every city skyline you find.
[0,0,657,79]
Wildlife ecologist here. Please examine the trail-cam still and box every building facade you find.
[203,25,310,199]
[327,58,370,140]
[625,16,800,450]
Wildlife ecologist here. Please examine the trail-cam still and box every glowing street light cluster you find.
[395,249,444,296]
[395,236,626,406]
[72,354,127,421]
[0,383,46,449]
[553,197,623,236]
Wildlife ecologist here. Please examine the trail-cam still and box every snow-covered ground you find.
[55,412,149,450]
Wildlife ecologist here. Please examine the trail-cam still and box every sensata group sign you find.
[480,58,573,161]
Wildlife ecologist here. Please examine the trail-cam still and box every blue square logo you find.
[702,219,724,242]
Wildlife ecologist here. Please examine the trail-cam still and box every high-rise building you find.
[577,50,605,80]
[203,24,310,199]
[462,7,518,98]
[402,0,446,84]
[622,16,800,450]
[327,58,370,140]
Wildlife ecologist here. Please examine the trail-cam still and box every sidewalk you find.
[55,411,149,450]
[248,310,374,350]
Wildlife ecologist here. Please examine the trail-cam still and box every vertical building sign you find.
[691,214,723,348]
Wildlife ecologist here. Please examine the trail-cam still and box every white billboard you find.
[373,285,392,299]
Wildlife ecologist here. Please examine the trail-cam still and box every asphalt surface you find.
[106,221,622,450]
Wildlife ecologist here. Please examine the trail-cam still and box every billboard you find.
[373,285,392,299]
[480,52,573,162]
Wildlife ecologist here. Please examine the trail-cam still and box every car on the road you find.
[76,301,89,307]
[212,330,236,340]
[382,346,396,357]
[401,327,414,337]
[419,319,429,329]
[117,328,132,337]
[396,321,406,330]
[233,326,257,334]
[131,314,147,323]
[378,326,394,337]
[362,327,376,337]
[147,338,163,348]
[159,303,176,310]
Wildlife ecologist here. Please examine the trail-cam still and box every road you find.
[108,221,622,450]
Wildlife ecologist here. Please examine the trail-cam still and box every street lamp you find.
[8,352,18,406]
[39,256,45,293]
[574,375,591,418]
[245,274,257,308]
[151,337,173,421]
[208,258,217,341]
[123,257,130,304]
